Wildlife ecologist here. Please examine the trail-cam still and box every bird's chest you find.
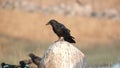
[52,27,63,36]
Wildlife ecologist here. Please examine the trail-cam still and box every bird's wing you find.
[54,23,65,32]
[57,23,70,32]
[34,57,41,61]
[66,28,70,32]
[34,58,41,65]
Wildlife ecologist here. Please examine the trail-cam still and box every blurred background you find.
[0,0,120,67]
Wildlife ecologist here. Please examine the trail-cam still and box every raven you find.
[46,19,75,43]
[1,62,19,68]
[19,61,30,68]
[29,53,42,68]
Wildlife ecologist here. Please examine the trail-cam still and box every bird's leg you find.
[58,37,61,41]
[55,37,61,42]
[60,37,64,41]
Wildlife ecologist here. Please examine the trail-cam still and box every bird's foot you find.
[54,39,60,43]
[60,38,64,41]
[54,39,64,43]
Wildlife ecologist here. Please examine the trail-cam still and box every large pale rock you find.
[41,41,87,68]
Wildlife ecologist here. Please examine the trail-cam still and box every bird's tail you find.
[64,35,76,43]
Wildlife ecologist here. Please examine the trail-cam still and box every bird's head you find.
[46,19,57,25]
[19,61,26,65]
[29,53,35,58]
[1,62,6,66]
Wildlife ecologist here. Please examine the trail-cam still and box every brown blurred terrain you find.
[0,0,120,67]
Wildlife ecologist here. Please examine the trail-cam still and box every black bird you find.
[19,61,30,68]
[28,53,42,68]
[1,62,18,68]
[46,19,76,43]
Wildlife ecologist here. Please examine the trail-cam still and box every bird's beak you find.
[46,22,49,25]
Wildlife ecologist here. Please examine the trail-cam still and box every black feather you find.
[46,19,76,43]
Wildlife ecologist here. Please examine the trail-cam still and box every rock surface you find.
[41,41,87,68]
